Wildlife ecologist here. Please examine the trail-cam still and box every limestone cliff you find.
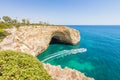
[0,26,80,56]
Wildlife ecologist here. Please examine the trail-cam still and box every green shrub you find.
[0,29,9,42]
[14,23,21,28]
[0,23,12,29]
[0,29,4,33]
[0,50,52,80]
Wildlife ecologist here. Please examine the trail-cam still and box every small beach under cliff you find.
[38,25,120,80]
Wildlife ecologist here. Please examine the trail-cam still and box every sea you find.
[37,25,120,80]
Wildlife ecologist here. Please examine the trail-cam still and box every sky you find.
[0,0,120,25]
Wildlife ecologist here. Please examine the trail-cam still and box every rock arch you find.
[0,26,80,56]
[50,31,71,44]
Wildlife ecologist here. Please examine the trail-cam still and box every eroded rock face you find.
[0,26,80,56]
[44,64,94,80]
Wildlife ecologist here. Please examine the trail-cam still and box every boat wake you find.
[42,48,87,62]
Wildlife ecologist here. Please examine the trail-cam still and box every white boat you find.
[70,48,87,54]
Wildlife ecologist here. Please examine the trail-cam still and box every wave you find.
[42,48,87,62]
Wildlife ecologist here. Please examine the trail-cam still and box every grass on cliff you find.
[0,50,53,80]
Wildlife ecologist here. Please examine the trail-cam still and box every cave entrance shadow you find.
[50,37,71,45]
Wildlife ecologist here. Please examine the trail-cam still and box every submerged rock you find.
[0,26,80,56]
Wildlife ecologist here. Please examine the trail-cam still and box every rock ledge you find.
[44,64,94,80]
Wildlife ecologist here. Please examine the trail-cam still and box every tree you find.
[22,19,26,24]
[26,20,30,25]
[2,16,11,22]
[11,19,18,24]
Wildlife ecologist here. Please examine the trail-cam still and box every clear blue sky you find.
[0,0,120,25]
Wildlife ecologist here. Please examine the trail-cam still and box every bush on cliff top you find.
[0,50,52,80]
[0,22,11,42]
[0,23,12,29]
[0,29,10,42]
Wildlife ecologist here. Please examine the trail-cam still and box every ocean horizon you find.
[37,25,120,80]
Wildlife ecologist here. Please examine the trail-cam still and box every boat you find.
[70,48,87,54]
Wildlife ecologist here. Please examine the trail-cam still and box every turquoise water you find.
[37,25,120,80]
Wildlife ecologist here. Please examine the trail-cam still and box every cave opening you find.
[50,37,70,45]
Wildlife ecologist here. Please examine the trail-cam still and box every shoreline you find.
[44,63,94,80]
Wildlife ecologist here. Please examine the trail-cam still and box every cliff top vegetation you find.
[0,50,52,80]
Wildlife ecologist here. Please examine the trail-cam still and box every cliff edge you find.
[44,64,94,80]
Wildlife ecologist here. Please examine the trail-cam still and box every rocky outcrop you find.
[0,26,80,56]
[44,64,94,80]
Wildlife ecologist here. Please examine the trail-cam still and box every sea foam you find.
[42,48,87,62]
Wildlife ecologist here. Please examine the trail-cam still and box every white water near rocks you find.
[42,48,87,62]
